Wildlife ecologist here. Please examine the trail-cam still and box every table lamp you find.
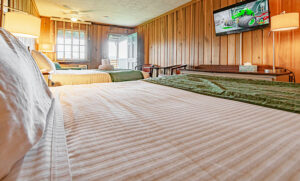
[4,12,41,38]
[270,12,299,73]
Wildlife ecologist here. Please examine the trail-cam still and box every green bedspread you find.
[106,70,144,82]
[144,74,300,113]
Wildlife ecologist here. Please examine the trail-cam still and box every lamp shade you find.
[4,12,41,38]
[271,13,299,32]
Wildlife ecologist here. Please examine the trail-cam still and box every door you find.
[108,33,137,70]
[127,32,138,70]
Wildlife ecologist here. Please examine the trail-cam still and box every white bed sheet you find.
[55,81,300,181]
[6,81,300,181]
[3,99,71,181]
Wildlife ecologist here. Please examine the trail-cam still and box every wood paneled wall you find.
[39,17,135,69]
[0,0,39,27]
[137,0,300,83]
[9,0,39,16]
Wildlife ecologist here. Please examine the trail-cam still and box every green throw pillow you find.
[54,62,61,70]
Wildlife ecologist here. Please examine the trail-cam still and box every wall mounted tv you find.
[213,0,270,36]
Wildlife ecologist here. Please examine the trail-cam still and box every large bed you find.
[50,69,149,86]
[1,28,300,181]
[5,81,300,181]
[31,50,149,86]
[51,69,112,85]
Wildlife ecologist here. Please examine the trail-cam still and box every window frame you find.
[56,28,88,62]
[108,34,129,60]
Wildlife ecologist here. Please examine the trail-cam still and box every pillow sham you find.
[31,50,56,72]
[0,29,54,179]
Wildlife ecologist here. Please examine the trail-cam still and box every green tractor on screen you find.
[224,8,257,28]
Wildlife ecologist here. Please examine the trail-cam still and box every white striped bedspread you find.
[6,81,300,181]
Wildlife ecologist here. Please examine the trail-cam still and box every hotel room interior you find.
[0,0,300,180]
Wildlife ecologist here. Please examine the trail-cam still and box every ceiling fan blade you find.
[80,10,95,13]
[62,4,73,10]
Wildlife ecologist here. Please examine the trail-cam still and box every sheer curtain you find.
[16,36,36,51]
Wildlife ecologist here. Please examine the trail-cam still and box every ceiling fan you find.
[60,4,94,22]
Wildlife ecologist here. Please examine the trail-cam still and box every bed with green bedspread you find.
[144,74,300,113]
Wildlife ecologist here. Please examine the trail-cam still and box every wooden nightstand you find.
[42,71,53,86]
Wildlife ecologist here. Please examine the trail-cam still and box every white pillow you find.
[0,29,54,179]
[98,64,114,71]
[31,50,56,72]
[99,59,114,70]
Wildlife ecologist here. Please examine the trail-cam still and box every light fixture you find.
[270,12,299,73]
[271,12,299,31]
[71,17,78,22]
[4,12,41,38]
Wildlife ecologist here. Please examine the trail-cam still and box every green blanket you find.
[144,74,300,114]
[106,70,144,82]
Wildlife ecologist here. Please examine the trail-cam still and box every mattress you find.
[6,81,300,181]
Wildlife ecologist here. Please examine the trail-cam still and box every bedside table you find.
[42,71,53,86]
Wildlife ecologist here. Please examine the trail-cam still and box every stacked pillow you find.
[98,59,114,71]
[0,29,54,179]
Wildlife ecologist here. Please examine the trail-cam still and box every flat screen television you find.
[213,0,270,36]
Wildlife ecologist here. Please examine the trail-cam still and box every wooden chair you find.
[171,64,188,75]
[135,64,156,77]
[153,65,187,77]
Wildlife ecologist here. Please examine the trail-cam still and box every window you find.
[108,33,137,70]
[108,41,117,60]
[56,29,86,61]
[118,39,128,59]
[108,34,129,60]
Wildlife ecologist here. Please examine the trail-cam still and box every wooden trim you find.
[63,21,65,61]
[50,17,92,25]
[0,0,4,27]
[189,65,292,76]
[54,20,57,61]
[49,16,135,29]
[58,61,90,65]
[91,22,135,29]
[0,0,39,17]
[42,72,51,75]
[31,0,39,16]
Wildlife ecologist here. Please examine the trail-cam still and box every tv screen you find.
[214,0,270,36]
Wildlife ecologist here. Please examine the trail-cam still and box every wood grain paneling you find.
[39,17,135,69]
[137,0,300,83]
[0,0,39,27]
[0,0,4,27]
[77,23,135,69]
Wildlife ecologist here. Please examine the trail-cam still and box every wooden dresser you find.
[182,65,295,83]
